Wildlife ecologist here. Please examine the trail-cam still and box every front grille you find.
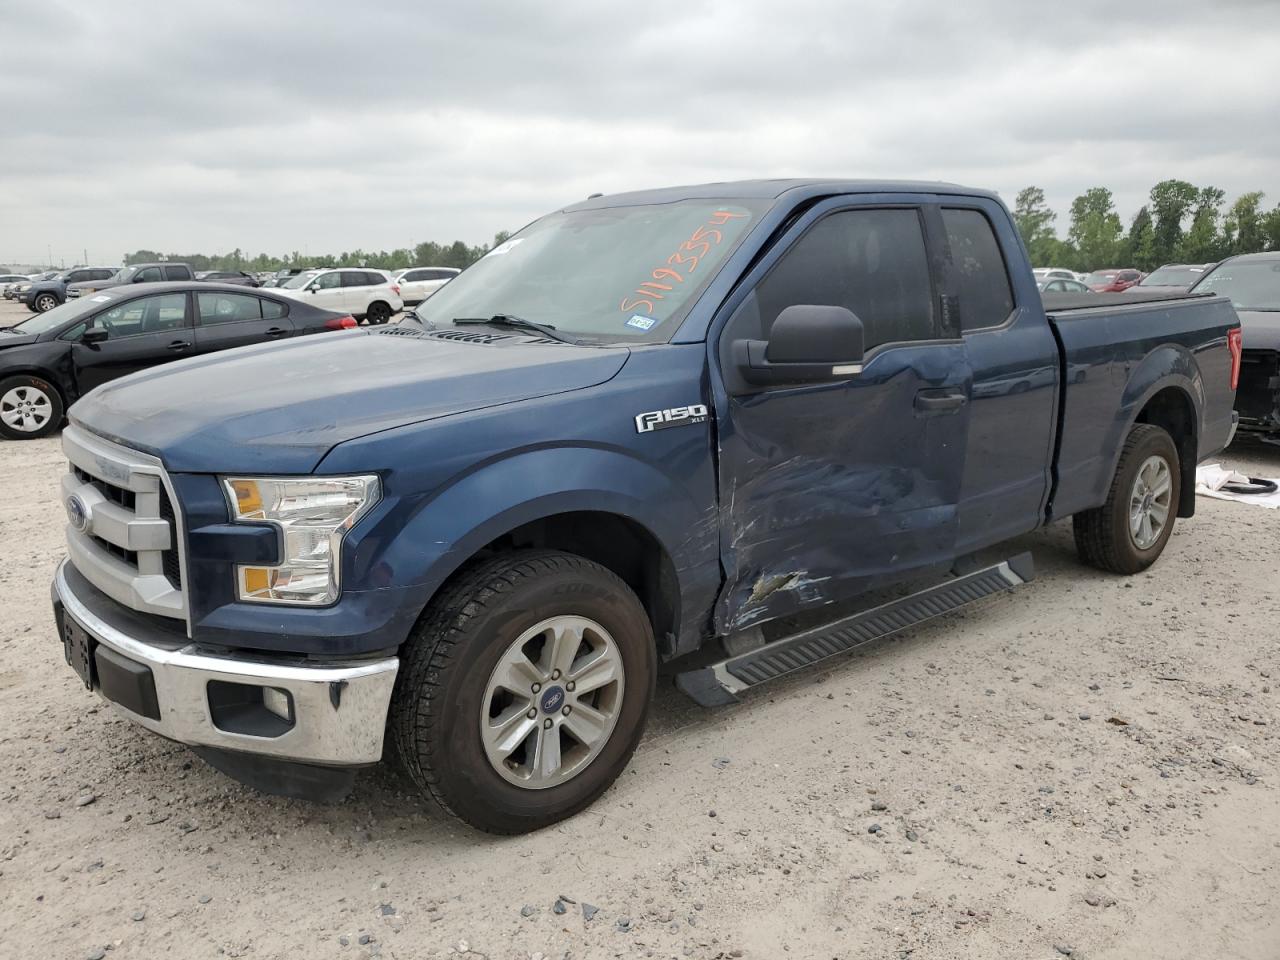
[61,425,187,622]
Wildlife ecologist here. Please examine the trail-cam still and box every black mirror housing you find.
[82,327,109,344]
[733,304,865,387]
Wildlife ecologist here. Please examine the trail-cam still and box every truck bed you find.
[1042,292,1239,520]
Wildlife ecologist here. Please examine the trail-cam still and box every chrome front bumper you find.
[53,560,398,766]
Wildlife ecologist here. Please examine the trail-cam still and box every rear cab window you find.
[942,208,1015,331]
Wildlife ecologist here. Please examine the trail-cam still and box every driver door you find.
[70,292,193,394]
[712,199,972,633]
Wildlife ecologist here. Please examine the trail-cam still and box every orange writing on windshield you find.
[620,210,749,315]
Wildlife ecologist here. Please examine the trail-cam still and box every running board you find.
[675,552,1034,707]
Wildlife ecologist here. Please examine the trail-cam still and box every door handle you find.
[167,340,190,352]
[264,327,287,338]
[914,389,967,415]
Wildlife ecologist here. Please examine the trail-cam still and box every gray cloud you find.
[2,0,1277,265]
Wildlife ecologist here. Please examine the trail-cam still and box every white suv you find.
[276,268,404,324]
[392,266,459,306]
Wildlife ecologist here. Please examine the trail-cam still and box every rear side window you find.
[340,271,369,287]
[94,269,114,280]
[198,292,263,324]
[752,208,936,350]
[403,270,427,282]
[261,298,287,319]
[364,271,386,285]
[943,209,1015,331]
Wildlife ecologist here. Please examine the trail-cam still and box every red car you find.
[1084,268,1144,292]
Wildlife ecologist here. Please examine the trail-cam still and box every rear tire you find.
[390,550,656,834]
[366,301,391,325]
[1073,423,1181,574]
[0,374,64,440]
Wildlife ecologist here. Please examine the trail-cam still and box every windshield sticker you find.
[90,296,112,302]
[625,314,656,331]
[620,209,750,316]
[486,238,524,257]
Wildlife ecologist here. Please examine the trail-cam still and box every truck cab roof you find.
[564,178,996,211]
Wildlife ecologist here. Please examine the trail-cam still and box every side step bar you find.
[675,552,1034,707]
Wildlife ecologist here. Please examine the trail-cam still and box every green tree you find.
[1123,206,1157,271]
[1149,179,1199,266]
[1264,204,1280,252]
[1223,192,1266,255]
[1012,187,1062,266]
[1178,187,1226,263]
[1067,188,1123,270]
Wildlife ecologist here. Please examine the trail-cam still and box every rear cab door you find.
[710,193,974,633]
[193,290,294,354]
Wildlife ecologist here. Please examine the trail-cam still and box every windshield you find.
[282,271,319,289]
[1192,260,1280,311]
[413,199,767,343]
[110,266,137,282]
[1141,266,1206,286]
[6,294,99,334]
[1085,271,1118,285]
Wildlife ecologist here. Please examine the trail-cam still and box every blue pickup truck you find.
[51,179,1241,833]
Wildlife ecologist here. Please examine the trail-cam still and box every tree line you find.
[1014,181,1280,273]
[122,232,514,274]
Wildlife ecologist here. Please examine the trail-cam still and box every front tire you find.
[391,550,656,834]
[0,374,64,440]
[366,301,391,325]
[1073,423,1181,574]
[34,293,59,312]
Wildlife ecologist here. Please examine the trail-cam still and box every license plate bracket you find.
[63,614,97,690]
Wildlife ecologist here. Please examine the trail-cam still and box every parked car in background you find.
[1032,267,1077,283]
[261,267,318,288]
[1190,253,1280,441]
[1037,277,1092,293]
[0,282,358,439]
[66,263,195,300]
[20,267,120,313]
[0,273,28,286]
[1085,269,1144,292]
[1131,263,1214,294]
[392,266,459,306]
[196,270,260,287]
[275,268,403,324]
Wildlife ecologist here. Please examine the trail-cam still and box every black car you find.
[196,270,261,287]
[0,282,357,439]
[21,266,119,312]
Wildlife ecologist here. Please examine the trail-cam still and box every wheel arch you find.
[1132,383,1198,518]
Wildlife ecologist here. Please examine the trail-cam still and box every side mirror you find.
[82,327,109,344]
[732,304,865,386]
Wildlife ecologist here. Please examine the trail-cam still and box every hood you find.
[1239,310,1280,352]
[70,327,629,474]
[0,330,41,349]
[67,279,120,292]
[29,279,66,292]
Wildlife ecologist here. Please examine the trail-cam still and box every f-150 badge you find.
[634,404,709,434]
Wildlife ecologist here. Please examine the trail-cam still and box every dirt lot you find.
[2,295,1279,959]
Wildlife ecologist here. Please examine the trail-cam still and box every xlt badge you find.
[634,404,709,434]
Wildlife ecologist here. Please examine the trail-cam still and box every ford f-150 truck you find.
[50,180,1241,834]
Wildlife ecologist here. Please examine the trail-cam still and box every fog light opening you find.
[207,680,296,738]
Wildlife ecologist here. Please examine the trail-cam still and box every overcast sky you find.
[2,0,1278,266]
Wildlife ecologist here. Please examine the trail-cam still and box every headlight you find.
[222,475,380,605]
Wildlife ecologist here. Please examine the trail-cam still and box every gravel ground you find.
[2,296,1279,959]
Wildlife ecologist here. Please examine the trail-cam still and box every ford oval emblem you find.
[540,686,565,713]
[66,494,89,532]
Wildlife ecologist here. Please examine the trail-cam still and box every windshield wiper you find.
[452,314,583,345]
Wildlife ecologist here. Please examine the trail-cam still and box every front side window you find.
[198,292,263,325]
[943,208,1015,331]
[314,272,342,290]
[135,266,164,282]
[743,208,936,351]
[85,294,187,338]
[414,199,767,343]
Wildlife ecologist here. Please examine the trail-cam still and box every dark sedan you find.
[0,282,357,439]
[196,270,261,287]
